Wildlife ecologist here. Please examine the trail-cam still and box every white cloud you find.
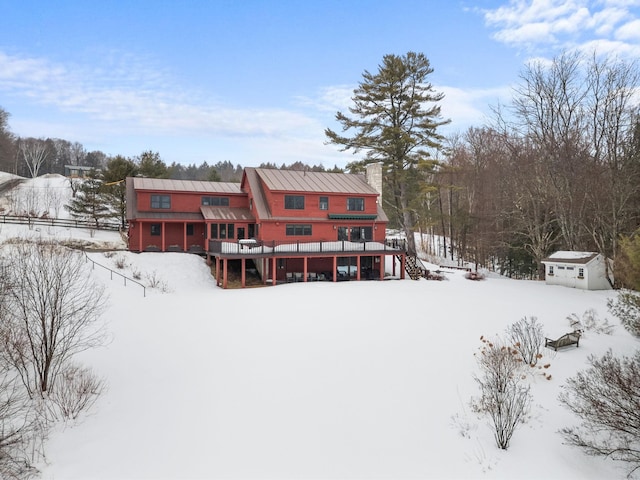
[482,0,640,58]
[616,18,640,40]
[0,50,319,139]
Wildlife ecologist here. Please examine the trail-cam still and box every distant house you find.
[541,251,613,290]
[64,165,98,178]
[125,164,407,288]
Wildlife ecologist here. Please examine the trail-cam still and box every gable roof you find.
[253,168,378,195]
[541,251,599,265]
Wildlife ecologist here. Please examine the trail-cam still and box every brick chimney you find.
[365,162,383,205]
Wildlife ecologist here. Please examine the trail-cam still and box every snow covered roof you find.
[541,251,599,264]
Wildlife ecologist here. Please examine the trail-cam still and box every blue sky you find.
[1,0,639,169]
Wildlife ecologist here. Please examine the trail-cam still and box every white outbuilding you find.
[541,251,613,290]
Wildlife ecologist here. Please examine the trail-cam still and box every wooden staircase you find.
[397,254,427,280]
[397,254,445,281]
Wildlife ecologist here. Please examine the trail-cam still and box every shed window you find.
[285,195,305,210]
[548,265,554,276]
[151,195,171,209]
[347,197,364,211]
[578,267,584,278]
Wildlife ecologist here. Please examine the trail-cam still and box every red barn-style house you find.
[126,164,407,288]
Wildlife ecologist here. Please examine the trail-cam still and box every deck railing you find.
[208,238,406,256]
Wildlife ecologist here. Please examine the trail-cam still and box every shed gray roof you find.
[132,177,242,194]
[541,252,599,264]
[254,168,378,194]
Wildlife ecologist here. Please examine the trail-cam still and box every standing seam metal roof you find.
[132,177,242,194]
[254,168,378,194]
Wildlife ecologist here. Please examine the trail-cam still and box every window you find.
[548,265,554,275]
[351,226,373,241]
[210,224,218,239]
[347,197,364,211]
[201,196,230,206]
[337,226,348,241]
[319,196,329,210]
[219,224,227,239]
[284,195,305,210]
[186,224,194,236]
[150,224,161,236]
[151,195,171,209]
[578,267,584,278]
[227,224,234,239]
[286,224,312,236]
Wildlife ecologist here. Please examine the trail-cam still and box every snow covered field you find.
[1,173,638,479]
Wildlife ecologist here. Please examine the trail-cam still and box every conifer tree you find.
[65,172,111,228]
[325,52,450,255]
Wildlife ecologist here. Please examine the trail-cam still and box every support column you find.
[223,259,228,289]
[241,258,246,288]
[379,255,385,280]
[392,255,396,276]
[400,255,406,280]
[303,257,308,282]
[215,257,220,287]
[356,256,361,281]
[138,221,143,252]
[271,257,277,285]
[263,258,267,285]
[183,222,187,252]
[161,222,166,252]
[333,256,337,282]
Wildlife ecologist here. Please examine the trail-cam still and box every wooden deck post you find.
[333,256,337,282]
[241,258,246,288]
[379,255,385,280]
[303,257,308,282]
[271,256,277,285]
[161,222,166,252]
[223,259,228,289]
[356,256,361,281]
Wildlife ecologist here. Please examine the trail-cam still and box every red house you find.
[126,164,406,288]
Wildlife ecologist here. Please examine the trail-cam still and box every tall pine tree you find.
[325,52,449,255]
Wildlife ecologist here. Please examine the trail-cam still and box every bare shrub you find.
[132,269,142,280]
[472,337,531,450]
[607,290,640,337]
[113,254,128,270]
[0,241,108,397]
[568,309,614,336]
[48,364,105,422]
[559,350,640,477]
[506,316,544,366]
[145,271,169,292]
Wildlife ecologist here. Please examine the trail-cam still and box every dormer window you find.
[285,195,305,210]
[347,197,364,211]
[151,195,171,209]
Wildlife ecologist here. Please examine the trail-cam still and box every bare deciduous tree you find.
[0,241,108,397]
[559,350,640,477]
[17,139,48,179]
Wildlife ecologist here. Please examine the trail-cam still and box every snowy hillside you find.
[1,175,638,479]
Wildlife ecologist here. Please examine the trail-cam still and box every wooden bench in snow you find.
[545,332,581,351]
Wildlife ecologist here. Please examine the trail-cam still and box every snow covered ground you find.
[2,174,639,479]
